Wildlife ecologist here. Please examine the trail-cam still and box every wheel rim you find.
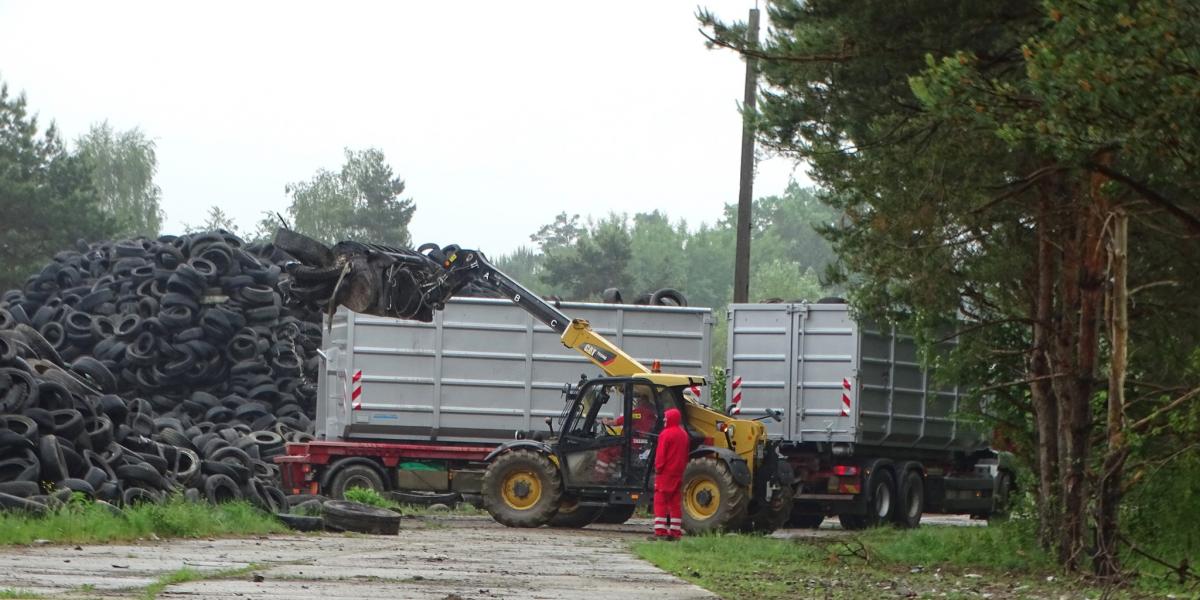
[875,482,891,518]
[346,475,375,492]
[685,477,721,520]
[501,470,542,510]
[906,485,920,519]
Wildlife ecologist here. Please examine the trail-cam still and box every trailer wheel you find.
[681,457,749,534]
[750,483,794,532]
[892,470,924,528]
[548,496,601,528]
[482,450,561,528]
[594,503,638,524]
[988,471,1015,522]
[327,463,387,500]
[839,468,895,530]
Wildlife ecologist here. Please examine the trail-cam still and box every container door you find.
[726,305,793,439]
[792,304,858,443]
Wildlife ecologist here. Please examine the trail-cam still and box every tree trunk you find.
[1096,209,1129,579]
[1031,191,1060,550]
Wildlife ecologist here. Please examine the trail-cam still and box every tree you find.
[0,81,110,289]
[185,206,241,234]
[531,212,584,252]
[74,122,163,238]
[702,0,1200,576]
[539,214,632,299]
[285,148,415,247]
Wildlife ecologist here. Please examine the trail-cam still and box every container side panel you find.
[794,306,857,443]
[727,306,792,439]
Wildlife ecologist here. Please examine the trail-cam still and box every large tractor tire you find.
[482,450,562,528]
[594,503,638,524]
[548,496,602,528]
[681,457,749,534]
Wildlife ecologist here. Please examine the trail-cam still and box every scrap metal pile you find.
[0,230,325,513]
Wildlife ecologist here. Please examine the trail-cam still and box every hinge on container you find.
[789,304,810,316]
[703,313,714,325]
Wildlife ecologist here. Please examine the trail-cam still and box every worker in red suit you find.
[651,407,688,541]
[595,387,656,479]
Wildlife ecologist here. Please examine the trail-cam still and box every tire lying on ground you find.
[275,512,324,532]
[322,500,401,535]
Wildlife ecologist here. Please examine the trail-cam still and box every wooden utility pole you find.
[732,7,760,304]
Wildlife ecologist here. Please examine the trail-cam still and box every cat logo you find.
[581,343,617,366]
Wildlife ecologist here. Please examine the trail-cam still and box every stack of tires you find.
[0,230,325,514]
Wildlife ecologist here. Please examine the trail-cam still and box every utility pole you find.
[732,7,760,304]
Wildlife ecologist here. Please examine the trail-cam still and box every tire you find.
[204,473,242,504]
[788,512,825,529]
[274,229,334,267]
[323,500,401,535]
[750,483,794,533]
[481,450,562,528]
[327,463,387,500]
[548,497,602,528]
[122,486,161,506]
[38,435,68,482]
[989,471,1015,523]
[387,490,459,506]
[840,467,896,530]
[0,491,48,515]
[0,481,40,498]
[276,512,324,532]
[681,457,749,534]
[651,288,688,307]
[892,470,924,529]
[593,503,638,525]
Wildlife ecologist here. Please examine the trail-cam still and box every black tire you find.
[387,490,458,506]
[0,491,48,515]
[204,473,242,504]
[274,229,334,267]
[548,497,602,528]
[893,470,924,529]
[38,435,69,482]
[989,471,1015,523]
[750,484,795,533]
[593,503,638,524]
[788,512,825,529]
[840,468,896,530]
[117,462,169,490]
[122,486,161,506]
[651,288,688,307]
[600,288,623,304]
[327,463,387,500]
[276,512,324,532]
[680,457,750,534]
[482,450,562,528]
[0,481,40,498]
[323,500,401,535]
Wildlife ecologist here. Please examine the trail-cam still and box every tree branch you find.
[1130,386,1200,434]
[1084,161,1200,237]
[697,29,856,64]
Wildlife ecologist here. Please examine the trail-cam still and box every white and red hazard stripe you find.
[729,376,742,416]
[841,377,852,417]
[351,369,363,410]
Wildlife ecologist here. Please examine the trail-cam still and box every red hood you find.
[664,408,682,427]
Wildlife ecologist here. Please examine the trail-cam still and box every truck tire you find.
[893,470,924,528]
[750,484,794,533]
[840,468,895,530]
[681,457,749,534]
[548,496,601,528]
[988,470,1015,522]
[327,463,387,500]
[593,503,637,524]
[482,450,561,528]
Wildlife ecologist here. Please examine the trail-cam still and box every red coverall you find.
[653,408,688,539]
[595,402,654,476]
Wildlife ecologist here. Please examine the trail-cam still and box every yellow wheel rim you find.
[501,470,542,510]
[685,477,721,520]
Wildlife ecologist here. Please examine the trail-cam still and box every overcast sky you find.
[0,1,807,255]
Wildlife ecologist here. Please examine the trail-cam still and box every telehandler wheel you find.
[482,449,562,528]
[548,496,602,528]
[681,457,749,534]
[750,483,794,533]
[594,503,638,524]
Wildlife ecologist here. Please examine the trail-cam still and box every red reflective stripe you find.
[352,387,362,400]
[732,376,742,388]
[353,370,363,383]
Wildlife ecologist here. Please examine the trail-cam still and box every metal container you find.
[726,302,985,451]
[317,298,713,444]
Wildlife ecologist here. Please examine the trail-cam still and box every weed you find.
[140,564,261,600]
[0,589,44,599]
[343,487,399,509]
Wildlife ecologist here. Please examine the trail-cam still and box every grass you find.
[0,498,286,546]
[343,487,400,509]
[342,487,485,516]
[0,590,44,599]
[140,564,261,600]
[634,521,1189,599]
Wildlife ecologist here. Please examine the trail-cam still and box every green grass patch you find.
[343,487,399,509]
[0,498,286,546]
[342,487,484,516]
[140,564,261,600]
[854,520,1053,572]
[0,589,44,599]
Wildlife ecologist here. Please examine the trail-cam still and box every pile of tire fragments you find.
[0,230,324,514]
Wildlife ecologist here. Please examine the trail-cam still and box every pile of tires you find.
[0,230,325,512]
[600,287,688,307]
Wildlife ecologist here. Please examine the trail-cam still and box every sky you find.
[0,1,808,255]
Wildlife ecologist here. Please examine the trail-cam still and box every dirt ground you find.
[0,517,717,599]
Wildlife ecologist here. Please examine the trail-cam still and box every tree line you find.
[702,0,1200,578]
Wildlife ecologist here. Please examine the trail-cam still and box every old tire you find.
[681,457,749,534]
[276,512,324,532]
[327,463,386,500]
[323,500,401,535]
[482,449,561,528]
[593,503,638,525]
[893,470,924,529]
[548,496,601,528]
[274,229,334,267]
